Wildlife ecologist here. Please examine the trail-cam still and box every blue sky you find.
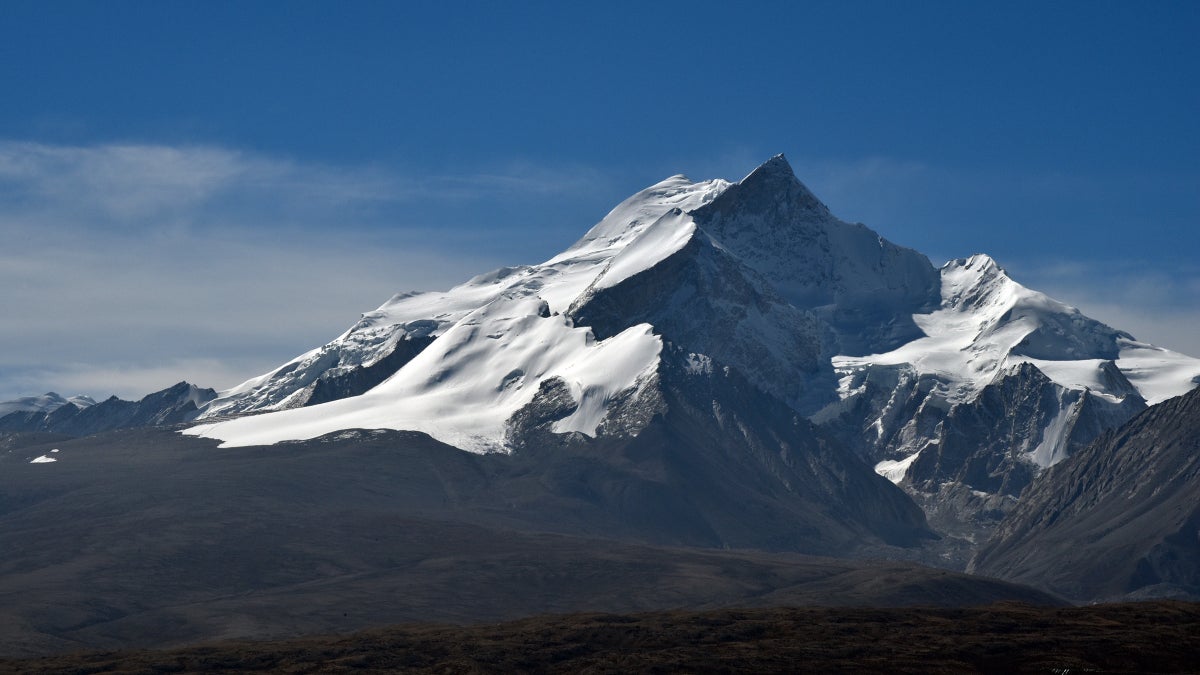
[1,1,1197,399]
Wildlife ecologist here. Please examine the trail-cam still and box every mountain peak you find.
[0,392,72,417]
[738,153,799,189]
[945,253,1004,275]
[67,394,97,408]
[723,153,829,219]
[749,153,793,177]
[940,254,1012,304]
[688,155,937,333]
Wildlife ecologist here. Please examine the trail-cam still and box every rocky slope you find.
[971,386,1200,601]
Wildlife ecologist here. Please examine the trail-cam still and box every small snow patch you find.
[874,452,919,484]
[683,353,713,375]
[30,454,57,464]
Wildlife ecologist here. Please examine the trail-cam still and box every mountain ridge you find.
[0,381,214,437]
[175,155,1200,563]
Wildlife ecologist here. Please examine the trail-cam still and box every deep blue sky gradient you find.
[5,2,1195,166]
[1,0,1198,398]
[5,2,1197,256]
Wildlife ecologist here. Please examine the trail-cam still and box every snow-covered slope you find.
[832,254,1197,410]
[192,296,662,453]
[824,254,1200,481]
[197,174,729,420]
[189,174,731,449]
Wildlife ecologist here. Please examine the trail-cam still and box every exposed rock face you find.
[912,362,1141,492]
[567,229,832,413]
[495,342,934,555]
[689,155,941,356]
[815,363,1148,555]
[971,386,1200,602]
[503,376,587,450]
[304,335,437,407]
[201,318,443,417]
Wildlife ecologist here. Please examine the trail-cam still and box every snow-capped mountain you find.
[189,156,944,448]
[0,393,95,418]
[185,154,1200,553]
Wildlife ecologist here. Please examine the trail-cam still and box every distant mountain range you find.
[0,382,213,437]
[0,392,96,418]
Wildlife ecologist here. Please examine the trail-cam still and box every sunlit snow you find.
[875,452,919,484]
[834,254,1200,407]
[187,176,731,452]
[197,175,729,421]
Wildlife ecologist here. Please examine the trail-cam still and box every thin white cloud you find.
[0,141,611,228]
[0,225,495,400]
[4,359,276,403]
[0,141,614,401]
[0,142,255,222]
[1007,258,1200,357]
